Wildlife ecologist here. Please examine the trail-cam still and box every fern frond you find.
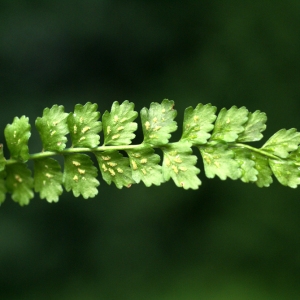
[1,99,300,206]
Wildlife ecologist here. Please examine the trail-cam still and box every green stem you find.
[234,143,281,160]
[5,144,144,165]
[234,143,300,167]
[4,141,298,167]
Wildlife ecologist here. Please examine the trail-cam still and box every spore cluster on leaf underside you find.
[1,99,300,206]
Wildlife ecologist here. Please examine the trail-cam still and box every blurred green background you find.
[1,1,300,299]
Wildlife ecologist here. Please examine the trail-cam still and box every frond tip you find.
[1,99,300,206]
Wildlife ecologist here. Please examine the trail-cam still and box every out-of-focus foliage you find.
[1,1,300,299]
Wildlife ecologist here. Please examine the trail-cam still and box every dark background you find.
[1,1,300,299]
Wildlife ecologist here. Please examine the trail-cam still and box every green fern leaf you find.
[34,158,63,202]
[162,141,201,189]
[141,99,177,146]
[6,163,34,205]
[0,144,6,172]
[232,148,258,183]
[102,100,138,146]
[237,110,267,142]
[200,143,241,180]
[262,128,300,158]
[4,116,31,161]
[68,102,102,148]
[96,150,134,188]
[63,154,99,198]
[181,103,217,145]
[251,153,273,187]
[211,106,248,142]
[127,146,163,186]
[269,159,300,188]
[2,99,300,207]
[35,105,69,151]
